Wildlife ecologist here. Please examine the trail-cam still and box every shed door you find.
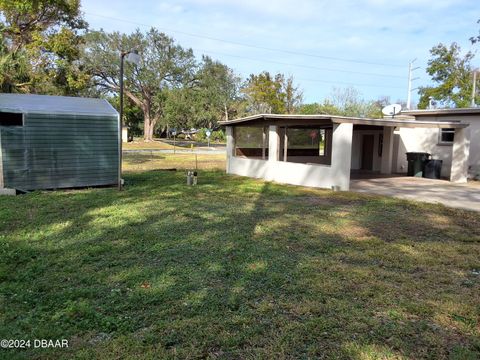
[361,135,374,170]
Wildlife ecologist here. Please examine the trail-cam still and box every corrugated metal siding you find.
[1,113,119,190]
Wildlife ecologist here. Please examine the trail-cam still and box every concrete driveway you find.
[350,176,480,212]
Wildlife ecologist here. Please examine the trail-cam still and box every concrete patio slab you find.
[350,176,480,212]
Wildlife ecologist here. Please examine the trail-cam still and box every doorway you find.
[361,135,374,170]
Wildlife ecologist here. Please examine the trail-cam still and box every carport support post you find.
[262,127,266,159]
[380,126,394,174]
[331,122,353,191]
[268,125,280,162]
[450,127,470,183]
[225,126,235,173]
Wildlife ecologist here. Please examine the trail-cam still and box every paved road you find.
[350,176,480,212]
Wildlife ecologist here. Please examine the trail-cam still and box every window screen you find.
[234,126,268,158]
[235,127,265,148]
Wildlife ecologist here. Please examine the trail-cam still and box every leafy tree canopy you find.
[242,71,302,115]
[84,28,197,141]
[0,0,89,94]
[417,42,475,108]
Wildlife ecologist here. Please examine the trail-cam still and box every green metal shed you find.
[0,94,119,191]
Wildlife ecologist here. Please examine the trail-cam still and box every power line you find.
[85,12,406,69]
[296,77,405,89]
[192,47,406,79]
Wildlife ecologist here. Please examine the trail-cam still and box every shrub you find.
[195,128,225,142]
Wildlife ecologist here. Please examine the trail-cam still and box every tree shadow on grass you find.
[0,171,479,359]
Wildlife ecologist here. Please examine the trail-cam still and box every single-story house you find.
[219,109,474,191]
[0,93,120,191]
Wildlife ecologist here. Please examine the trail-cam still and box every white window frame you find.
[438,128,455,145]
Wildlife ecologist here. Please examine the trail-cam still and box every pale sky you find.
[81,0,480,106]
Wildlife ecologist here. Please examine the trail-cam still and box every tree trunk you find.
[148,121,155,141]
[148,116,158,141]
[143,113,151,142]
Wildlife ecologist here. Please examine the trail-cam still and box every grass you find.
[123,139,175,150]
[123,152,226,172]
[0,154,479,359]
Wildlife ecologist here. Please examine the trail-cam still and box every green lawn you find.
[123,139,175,150]
[123,152,226,172]
[0,159,479,359]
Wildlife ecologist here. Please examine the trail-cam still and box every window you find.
[0,112,23,126]
[439,128,455,144]
[287,128,327,156]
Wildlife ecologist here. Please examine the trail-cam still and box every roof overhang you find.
[219,114,338,126]
[220,114,468,129]
[332,117,468,128]
[403,108,480,117]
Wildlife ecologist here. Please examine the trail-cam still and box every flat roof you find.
[219,113,374,126]
[220,113,468,129]
[403,107,480,116]
[0,93,118,117]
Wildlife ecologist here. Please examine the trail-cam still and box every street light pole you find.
[118,52,126,191]
[118,50,141,191]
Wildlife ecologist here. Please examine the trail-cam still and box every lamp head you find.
[125,50,141,66]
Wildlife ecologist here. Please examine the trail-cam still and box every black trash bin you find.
[423,159,443,179]
[406,152,430,177]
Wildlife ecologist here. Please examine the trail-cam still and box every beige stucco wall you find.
[228,157,346,189]
[394,128,453,177]
[468,121,480,177]
[394,116,480,179]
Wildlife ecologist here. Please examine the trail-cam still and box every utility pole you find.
[472,69,478,107]
[407,58,420,110]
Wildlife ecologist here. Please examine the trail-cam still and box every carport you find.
[341,116,470,183]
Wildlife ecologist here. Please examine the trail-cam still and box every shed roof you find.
[0,94,118,117]
[219,114,468,129]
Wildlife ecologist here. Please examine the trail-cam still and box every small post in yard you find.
[193,154,198,185]
[187,154,198,186]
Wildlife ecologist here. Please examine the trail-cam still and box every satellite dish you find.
[382,104,402,117]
